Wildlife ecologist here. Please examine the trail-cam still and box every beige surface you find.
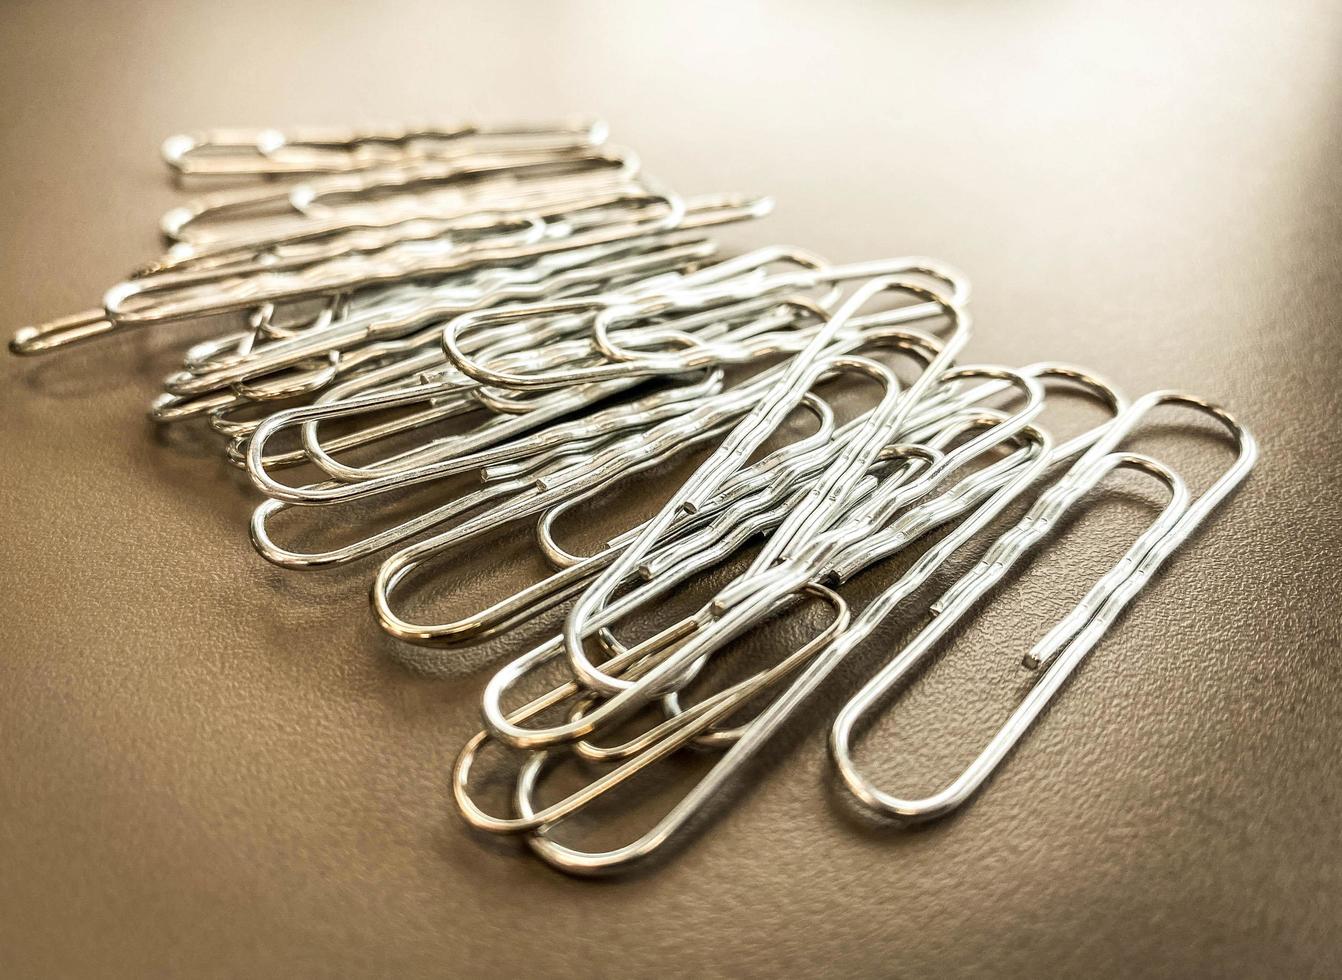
[2,1,1340,976]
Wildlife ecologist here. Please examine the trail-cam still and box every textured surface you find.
[2,1,1341,976]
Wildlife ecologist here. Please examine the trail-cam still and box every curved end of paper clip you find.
[160,133,195,172]
[9,309,117,356]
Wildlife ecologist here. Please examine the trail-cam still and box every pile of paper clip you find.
[10,117,1257,876]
